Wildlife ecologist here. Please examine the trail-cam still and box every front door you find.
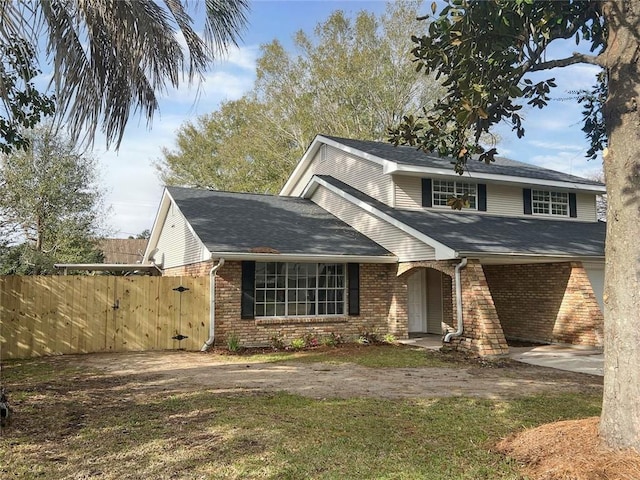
[407,270,427,333]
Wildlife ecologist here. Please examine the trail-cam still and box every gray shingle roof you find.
[167,186,392,257]
[322,135,604,187]
[317,176,606,257]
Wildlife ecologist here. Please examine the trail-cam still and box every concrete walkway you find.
[400,336,604,376]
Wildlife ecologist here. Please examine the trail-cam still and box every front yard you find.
[0,345,604,479]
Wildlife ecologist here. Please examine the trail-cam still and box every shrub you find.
[290,338,306,350]
[383,333,398,345]
[357,330,379,345]
[322,332,343,347]
[303,333,319,348]
[270,333,285,350]
[226,334,242,353]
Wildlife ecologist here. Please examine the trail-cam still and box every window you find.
[254,262,345,317]
[531,190,569,216]
[432,180,477,209]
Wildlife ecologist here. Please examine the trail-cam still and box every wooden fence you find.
[0,275,210,359]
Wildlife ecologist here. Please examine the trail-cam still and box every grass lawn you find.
[0,346,602,479]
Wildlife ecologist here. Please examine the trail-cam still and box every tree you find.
[157,1,445,193]
[389,0,639,451]
[0,36,56,154]
[0,125,105,274]
[0,0,248,151]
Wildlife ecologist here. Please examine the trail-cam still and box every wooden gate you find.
[0,276,209,359]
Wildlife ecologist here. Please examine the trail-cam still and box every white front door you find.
[407,270,427,333]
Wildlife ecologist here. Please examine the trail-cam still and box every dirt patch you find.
[497,417,640,480]
[71,348,602,400]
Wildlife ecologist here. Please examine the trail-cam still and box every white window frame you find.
[531,189,569,217]
[432,180,477,209]
[254,262,346,318]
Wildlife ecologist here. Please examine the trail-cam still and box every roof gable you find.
[166,186,392,259]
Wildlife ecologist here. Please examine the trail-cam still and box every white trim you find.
[475,253,605,265]
[385,163,606,193]
[209,252,398,263]
[302,176,458,260]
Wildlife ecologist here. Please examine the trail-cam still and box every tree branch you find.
[531,52,606,71]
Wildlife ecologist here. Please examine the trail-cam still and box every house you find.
[98,239,148,264]
[144,135,606,356]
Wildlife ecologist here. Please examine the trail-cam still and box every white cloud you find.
[529,151,602,179]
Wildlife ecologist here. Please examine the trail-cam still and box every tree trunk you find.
[599,0,640,450]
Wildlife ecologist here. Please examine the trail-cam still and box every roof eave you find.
[208,252,399,264]
[384,163,606,193]
[458,252,606,264]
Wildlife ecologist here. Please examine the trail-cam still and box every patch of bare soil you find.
[72,348,602,400]
[496,417,640,480]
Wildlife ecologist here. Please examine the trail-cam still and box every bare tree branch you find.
[531,52,606,71]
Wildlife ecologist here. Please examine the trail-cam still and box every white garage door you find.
[585,264,605,313]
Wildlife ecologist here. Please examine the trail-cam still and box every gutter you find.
[200,258,225,352]
[444,258,468,343]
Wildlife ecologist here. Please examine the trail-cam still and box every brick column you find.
[451,259,508,357]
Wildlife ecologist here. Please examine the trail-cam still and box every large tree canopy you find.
[391,0,639,451]
[157,1,444,193]
[0,125,106,274]
[0,0,248,151]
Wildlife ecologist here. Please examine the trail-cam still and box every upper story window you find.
[531,190,569,216]
[432,180,477,209]
[254,262,346,317]
[524,188,577,218]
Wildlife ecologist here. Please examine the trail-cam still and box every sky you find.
[86,0,603,238]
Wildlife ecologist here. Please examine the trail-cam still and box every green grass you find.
[0,350,602,480]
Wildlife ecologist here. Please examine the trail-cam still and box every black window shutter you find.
[523,188,532,215]
[347,263,360,316]
[421,178,432,207]
[569,193,577,218]
[477,183,487,211]
[241,261,256,319]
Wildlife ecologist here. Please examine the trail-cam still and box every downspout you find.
[201,258,225,352]
[444,257,468,343]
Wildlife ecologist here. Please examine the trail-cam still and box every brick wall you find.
[165,260,409,347]
[163,261,214,277]
[483,262,603,346]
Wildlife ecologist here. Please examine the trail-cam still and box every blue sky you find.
[89,0,603,238]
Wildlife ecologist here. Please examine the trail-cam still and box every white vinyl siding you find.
[485,184,524,216]
[576,193,597,222]
[290,145,394,205]
[155,203,209,268]
[394,175,422,209]
[311,185,436,261]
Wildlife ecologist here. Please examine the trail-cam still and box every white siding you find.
[311,185,435,261]
[394,175,422,209]
[290,145,394,205]
[486,183,524,216]
[392,175,599,222]
[156,203,209,268]
[576,193,597,222]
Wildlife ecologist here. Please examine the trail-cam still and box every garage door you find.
[584,264,604,313]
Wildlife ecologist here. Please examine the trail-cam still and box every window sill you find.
[255,316,349,326]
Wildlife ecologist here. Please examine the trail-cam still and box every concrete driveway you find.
[401,335,604,377]
[509,344,604,376]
